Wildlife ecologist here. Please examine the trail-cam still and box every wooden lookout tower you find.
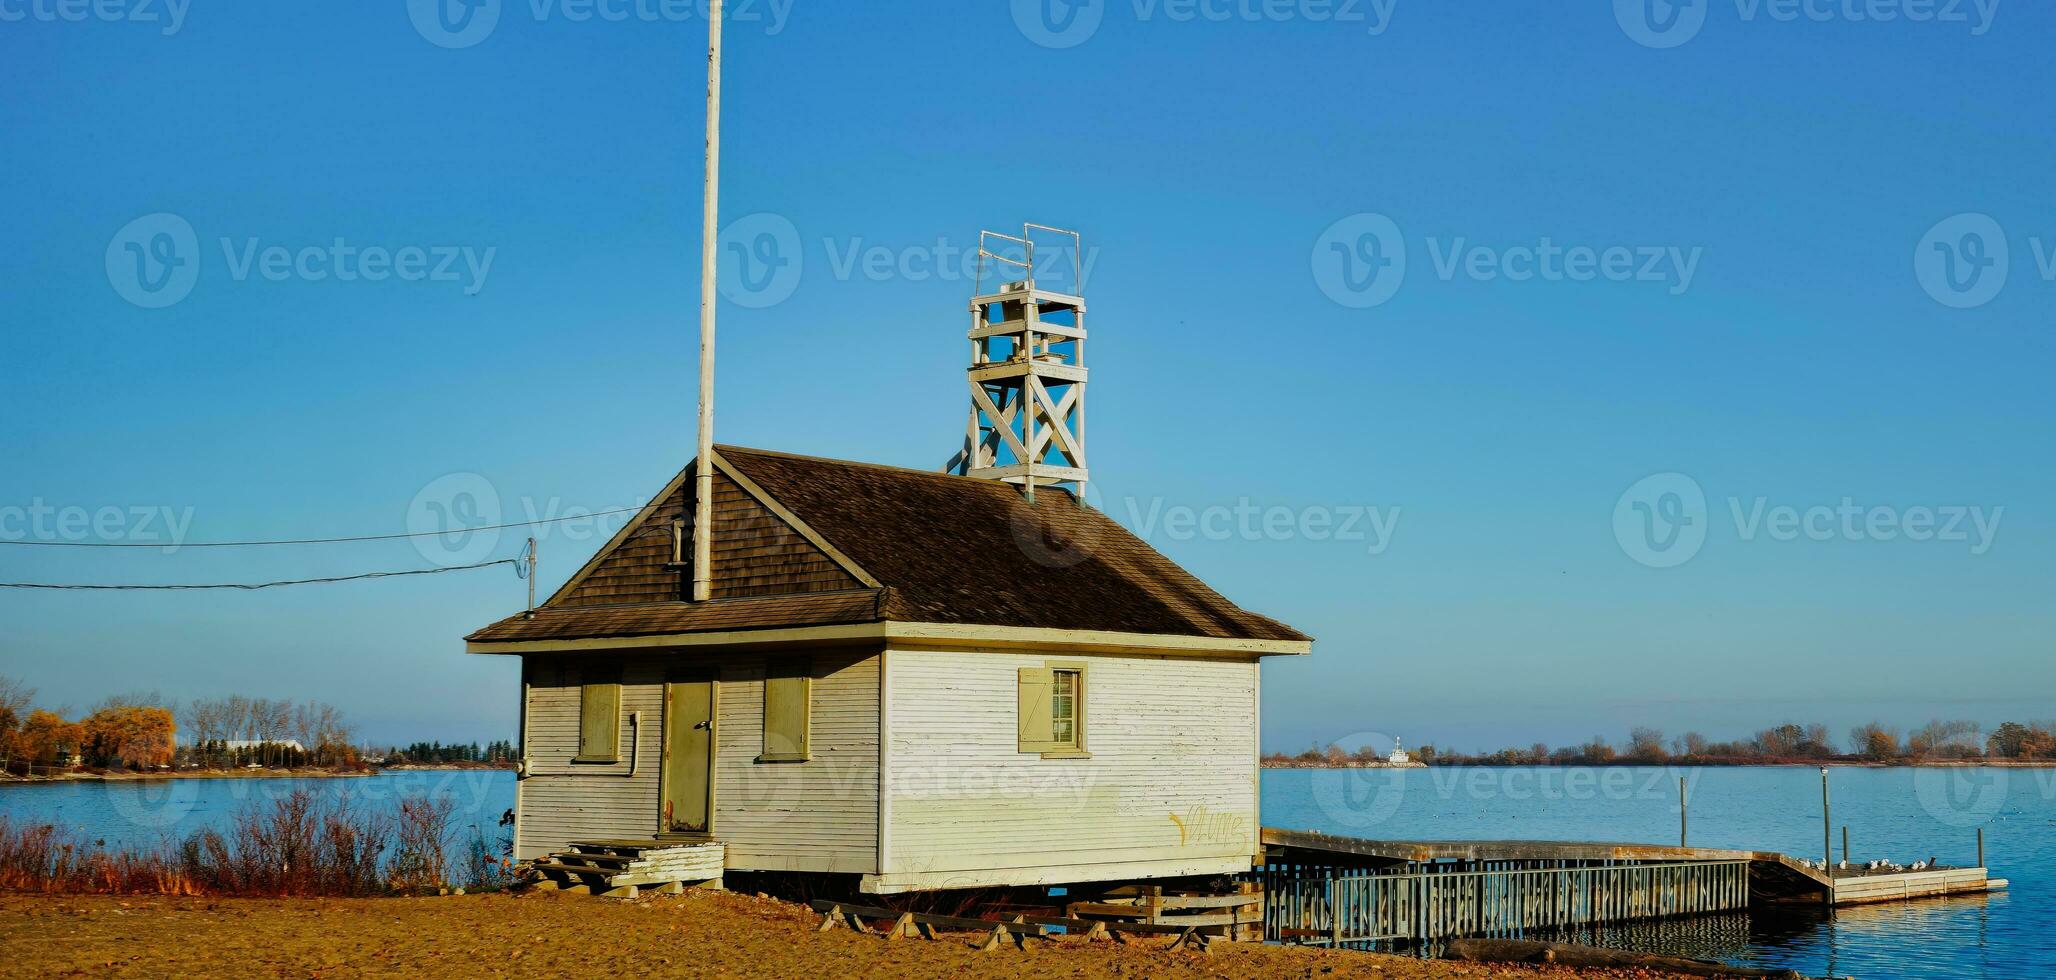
[952,224,1089,501]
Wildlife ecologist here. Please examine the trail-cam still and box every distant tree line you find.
[1,676,519,776]
[181,695,360,768]
[377,740,518,765]
[1267,719,2056,767]
[0,680,176,773]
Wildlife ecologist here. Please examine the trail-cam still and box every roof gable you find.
[471,446,1309,646]
[548,457,869,607]
[722,446,1307,642]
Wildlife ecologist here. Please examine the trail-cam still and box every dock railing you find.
[1266,859,1752,949]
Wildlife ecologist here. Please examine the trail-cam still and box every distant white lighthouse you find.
[1388,737,1412,765]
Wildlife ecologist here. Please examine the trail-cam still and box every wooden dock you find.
[1818,866,2007,906]
[1258,828,2005,948]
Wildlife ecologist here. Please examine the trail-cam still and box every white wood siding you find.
[517,650,879,874]
[712,651,879,873]
[874,647,1260,893]
[518,657,666,859]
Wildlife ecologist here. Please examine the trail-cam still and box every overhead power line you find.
[0,557,520,592]
[0,505,647,549]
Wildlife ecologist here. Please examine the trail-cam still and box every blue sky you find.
[2,1,2050,751]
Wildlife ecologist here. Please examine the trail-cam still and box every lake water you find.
[3,766,2046,977]
[0,770,518,854]
[1265,765,2053,978]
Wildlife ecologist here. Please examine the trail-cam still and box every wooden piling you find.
[1679,777,1689,848]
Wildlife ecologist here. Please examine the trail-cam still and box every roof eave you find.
[466,621,1313,658]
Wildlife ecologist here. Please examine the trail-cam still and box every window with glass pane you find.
[1050,669,1080,748]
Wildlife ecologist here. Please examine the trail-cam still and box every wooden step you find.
[533,841,727,891]
[533,861,616,878]
[570,850,718,865]
[556,853,634,868]
[568,839,666,853]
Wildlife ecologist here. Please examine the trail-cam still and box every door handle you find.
[694,720,712,731]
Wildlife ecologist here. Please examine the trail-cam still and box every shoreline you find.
[0,764,515,786]
[1263,759,2056,769]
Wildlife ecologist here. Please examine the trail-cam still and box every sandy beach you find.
[0,889,1717,979]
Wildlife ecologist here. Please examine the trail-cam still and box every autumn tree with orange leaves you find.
[17,710,83,769]
[79,705,177,769]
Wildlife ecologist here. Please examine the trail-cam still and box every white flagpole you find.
[692,0,722,603]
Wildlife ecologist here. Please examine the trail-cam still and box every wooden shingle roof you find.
[466,445,1309,647]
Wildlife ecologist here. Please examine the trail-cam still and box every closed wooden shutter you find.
[761,657,811,762]
[577,669,620,762]
[1017,667,1054,753]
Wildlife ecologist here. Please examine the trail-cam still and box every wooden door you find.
[661,675,715,835]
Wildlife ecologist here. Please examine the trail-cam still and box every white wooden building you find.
[467,445,1310,894]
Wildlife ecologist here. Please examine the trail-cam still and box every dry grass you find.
[0,888,1710,979]
[0,820,195,896]
[0,790,500,898]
